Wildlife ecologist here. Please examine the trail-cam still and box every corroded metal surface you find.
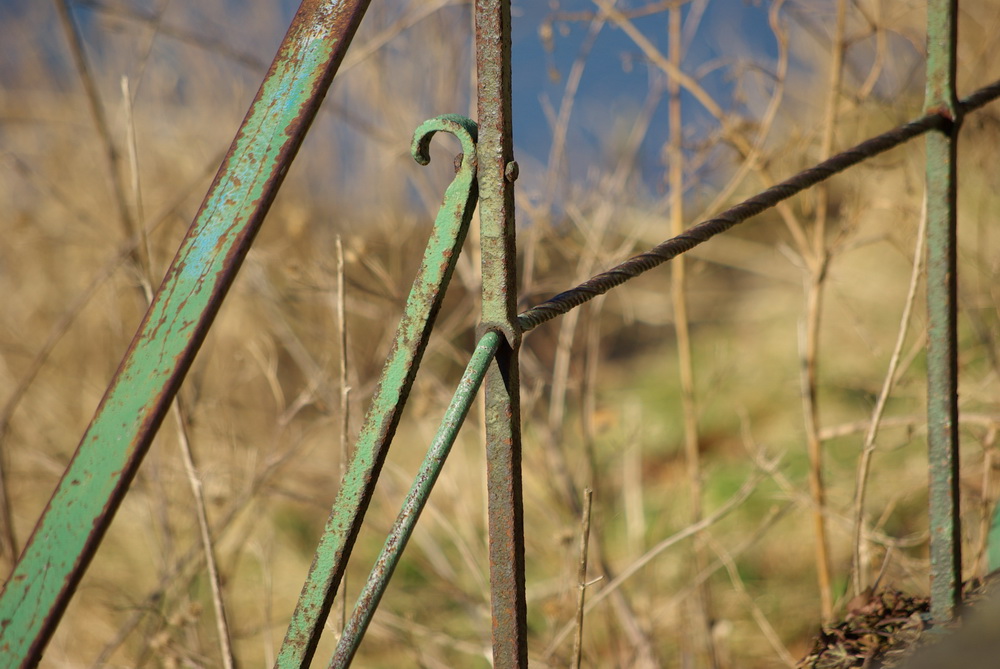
[3,0,990,665]
[474,1,528,667]
[276,115,480,668]
[0,1,372,665]
[924,0,962,624]
[329,329,502,668]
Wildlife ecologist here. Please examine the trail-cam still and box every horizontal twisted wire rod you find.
[517,78,1000,333]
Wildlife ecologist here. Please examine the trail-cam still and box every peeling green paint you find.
[0,2,372,665]
[276,114,479,669]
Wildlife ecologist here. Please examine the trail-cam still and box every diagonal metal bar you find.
[276,114,480,668]
[0,2,371,665]
[474,1,528,667]
[924,0,962,624]
[328,329,502,668]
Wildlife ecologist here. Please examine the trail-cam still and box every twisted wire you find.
[517,78,1000,333]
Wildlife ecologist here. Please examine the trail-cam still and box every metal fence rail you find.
[0,0,997,666]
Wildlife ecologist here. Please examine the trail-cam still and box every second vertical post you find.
[474,0,528,666]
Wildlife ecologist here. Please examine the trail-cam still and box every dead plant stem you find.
[668,4,716,667]
[691,0,788,232]
[542,265,659,667]
[800,0,847,620]
[571,488,595,669]
[126,74,235,669]
[171,397,238,669]
[974,431,998,576]
[543,472,764,656]
[335,235,351,634]
[802,273,834,620]
[54,0,137,245]
[595,0,814,265]
[708,536,797,668]
[851,205,927,594]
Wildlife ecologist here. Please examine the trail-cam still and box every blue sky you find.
[507,1,780,200]
[0,0,787,209]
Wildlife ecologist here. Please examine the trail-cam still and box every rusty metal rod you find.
[925,0,962,623]
[328,330,502,668]
[276,114,480,668]
[0,2,372,665]
[474,1,528,667]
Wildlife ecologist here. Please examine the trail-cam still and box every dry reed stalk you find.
[45,7,243,656]
[571,487,595,669]
[708,535,797,668]
[527,7,666,661]
[799,0,848,620]
[122,73,237,669]
[667,3,718,667]
[543,472,765,655]
[335,234,351,633]
[973,432,999,576]
[851,204,926,595]
[8,0,999,664]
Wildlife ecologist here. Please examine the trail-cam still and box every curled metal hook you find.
[278,114,481,669]
[411,114,478,175]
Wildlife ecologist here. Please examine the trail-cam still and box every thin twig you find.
[595,0,814,261]
[667,3,716,665]
[528,25,665,660]
[335,234,351,634]
[799,0,847,619]
[666,502,795,615]
[54,0,136,244]
[690,0,789,230]
[171,397,237,669]
[973,428,999,576]
[122,75,237,669]
[515,78,1000,331]
[707,535,798,668]
[856,1,887,101]
[571,488,595,669]
[120,76,152,282]
[820,412,1000,441]
[852,203,927,595]
[544,472,764,655]
[521,9,605,299]
[591,0,726,122]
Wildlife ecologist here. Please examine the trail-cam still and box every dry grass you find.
[1,1,1000,667]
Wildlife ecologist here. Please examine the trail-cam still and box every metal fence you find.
[0,0,998,666]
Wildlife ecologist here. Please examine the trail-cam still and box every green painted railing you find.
[0,0,997,666]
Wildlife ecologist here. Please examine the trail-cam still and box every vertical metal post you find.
[474,0,527,666]
[925,0,962,623]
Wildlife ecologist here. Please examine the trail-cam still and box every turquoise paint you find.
[0,2,370,665]
[276,115,479,668]
[330,330,501,667]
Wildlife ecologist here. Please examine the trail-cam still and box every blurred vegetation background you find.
[1,0,999,666]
